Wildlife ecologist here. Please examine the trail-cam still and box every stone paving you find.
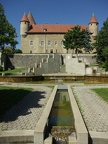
[0,82,108,134]
[0,83,52,131]
[72,85,108,132]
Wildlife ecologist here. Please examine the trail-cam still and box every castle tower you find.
[27,11,36,26]
[20,13,29,37]
[89,14,98,40]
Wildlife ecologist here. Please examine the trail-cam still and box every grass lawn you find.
[2,67,26,73]
[91,88,108,102]
[0,86,33,116]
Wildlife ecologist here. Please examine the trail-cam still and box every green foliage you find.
[0,65,3,71]
[63,25,91,53]
[0,3,18,50]
[84,29,93,52]
[3,47,22,54]
[93,18,108,70]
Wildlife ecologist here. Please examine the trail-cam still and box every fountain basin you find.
[34,85,88,144]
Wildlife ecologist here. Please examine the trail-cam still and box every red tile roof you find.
[89,14,98,24]
[27,12,36,25]
[20,13,29,22]
[28,24,88,33]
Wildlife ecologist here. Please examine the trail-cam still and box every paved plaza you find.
[0,82,108,143]
[73,85,108,132]
[0,83,52,131]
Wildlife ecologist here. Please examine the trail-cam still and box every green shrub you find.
[0,65,3,71]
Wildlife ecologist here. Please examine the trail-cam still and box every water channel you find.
[48,87,75,144]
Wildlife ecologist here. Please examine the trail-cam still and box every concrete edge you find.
[34,85,58,144]
[68,85,88,144]
[0,130,34,143]
[89,131,108,144]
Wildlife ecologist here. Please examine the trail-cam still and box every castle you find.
[20,12,98,54]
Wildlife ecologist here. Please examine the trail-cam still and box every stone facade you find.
[21,34,67,54]
[20,13,98,54]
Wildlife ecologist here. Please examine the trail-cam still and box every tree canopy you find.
[63,25,92,53]
[93,18,108,70]
[0,3,18,50]
[84,29,93,53]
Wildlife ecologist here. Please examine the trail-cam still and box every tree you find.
[84,29,92,53]
[63,25,85,53]
[3,46,22,54]
[93,18,108,70]
[0,3,18,50]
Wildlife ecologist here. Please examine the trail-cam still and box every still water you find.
[48,89,75,143]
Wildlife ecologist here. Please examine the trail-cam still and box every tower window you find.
[30,41,33,46]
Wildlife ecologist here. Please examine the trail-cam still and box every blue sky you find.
[1,0,108,49]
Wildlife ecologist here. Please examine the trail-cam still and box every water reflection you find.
[48,89,75,143]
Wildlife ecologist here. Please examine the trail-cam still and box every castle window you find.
[48,40,51,46]
[55,41,57,46]
[61,40,63,46]
[30,41,33,46]
[41,41,44,46]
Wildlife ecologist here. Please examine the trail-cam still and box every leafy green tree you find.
[84,29,92,53]
[0,3,18,50]
[93,18,108,70]
[63,25,85,53]
[3,47,22,54]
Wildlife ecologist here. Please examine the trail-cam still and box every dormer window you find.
[43,28,47,32]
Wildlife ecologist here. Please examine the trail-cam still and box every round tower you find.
[20,13,29,37]
[89,14,98,37]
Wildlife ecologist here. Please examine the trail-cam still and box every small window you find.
[41,41,44,46]
[30,41,33,46]
[61,40,63,46]
[48,40,51,46]
[55,41,57,46]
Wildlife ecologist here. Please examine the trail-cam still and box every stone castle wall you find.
[5,54,96,71]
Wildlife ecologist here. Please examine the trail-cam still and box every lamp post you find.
[43,28,47,53]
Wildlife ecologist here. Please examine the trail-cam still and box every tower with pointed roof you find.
[27,11,36,26]
[20,12,98,54]
[89,14,98,43]
[20,13,29,37]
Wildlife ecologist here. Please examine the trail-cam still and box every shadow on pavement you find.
[0,90,46,122]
